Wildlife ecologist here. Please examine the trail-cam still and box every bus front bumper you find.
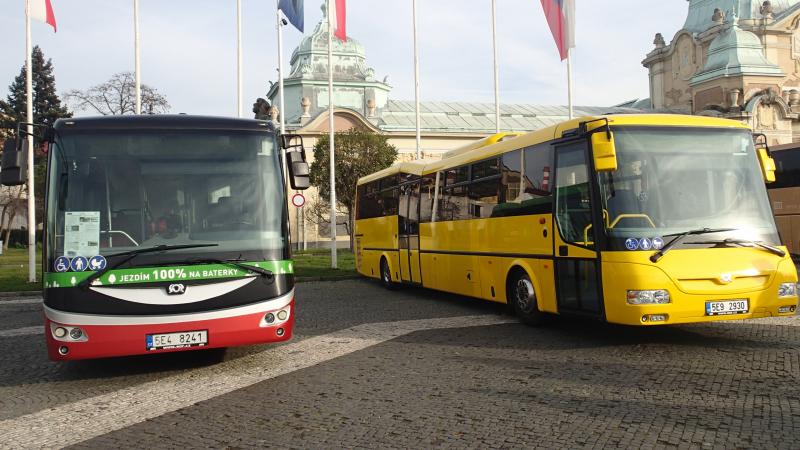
[602,259,798,326]
[43,291,294,361]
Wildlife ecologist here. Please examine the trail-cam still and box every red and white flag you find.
[540,0,574,60]
[329,0,346,42]
[30,0,57,32]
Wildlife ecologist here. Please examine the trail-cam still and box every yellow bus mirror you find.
[591,131,618,172]
[757,148,776,183]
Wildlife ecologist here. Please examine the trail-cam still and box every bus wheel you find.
[380,258,397,290]
[509,271,544,325]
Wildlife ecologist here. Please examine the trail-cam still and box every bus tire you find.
[508,270,544,325]
[380,257,398,290]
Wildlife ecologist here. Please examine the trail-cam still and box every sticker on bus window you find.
[652,237,664,250]
[639,238,653,251]
[625,238,639,251]
[70,256,89,272]
[54,256,70,273]
[64,211,100,258]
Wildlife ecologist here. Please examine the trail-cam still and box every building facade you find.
[643,0,800,145]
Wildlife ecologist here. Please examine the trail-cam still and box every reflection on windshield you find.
[46,131,285,266]
[599,128,779,246]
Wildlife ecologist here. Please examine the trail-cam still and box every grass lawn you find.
[0,247,42,292]
[0,247,356,293]
[292,249,357,279]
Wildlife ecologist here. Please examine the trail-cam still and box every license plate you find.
[146,330,208,351]
[705,299,749,316]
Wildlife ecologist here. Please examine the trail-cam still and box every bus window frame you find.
[551,133,607,252]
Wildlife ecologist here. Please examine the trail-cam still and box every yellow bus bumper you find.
[602,256,798,326]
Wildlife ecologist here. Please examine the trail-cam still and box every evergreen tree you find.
[0,45,71,133]
[0,46,71,233]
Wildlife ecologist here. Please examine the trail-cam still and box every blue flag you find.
[278,0,304,33]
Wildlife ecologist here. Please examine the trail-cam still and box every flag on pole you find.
[540,0,574,60]
[30,0,57,32]
[278,0,304,33]
[329,0,346,42]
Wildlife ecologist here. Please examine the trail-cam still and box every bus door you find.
[552,140,604,317]
[398,181,423,284]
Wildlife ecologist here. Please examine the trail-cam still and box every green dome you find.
[691,19,783,84]
[683,0,799,33]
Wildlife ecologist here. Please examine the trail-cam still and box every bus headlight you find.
[627,290,671,305]
[778,283,798,298]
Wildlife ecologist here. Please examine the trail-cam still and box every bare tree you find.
[305,197,352,247]
[0,185,25,250]
[65,72,170,115]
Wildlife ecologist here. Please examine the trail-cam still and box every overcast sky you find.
[0,1,689,117]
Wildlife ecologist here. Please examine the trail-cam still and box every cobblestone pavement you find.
[1,279,799,449]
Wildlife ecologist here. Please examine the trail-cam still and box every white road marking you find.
[0,314,515,448]
[0,326,42,337]
[0,298,41,305]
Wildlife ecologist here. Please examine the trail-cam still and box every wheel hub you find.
[515,279,535,311]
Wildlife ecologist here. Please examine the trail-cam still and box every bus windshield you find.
[46,130,286,267]
[598,127,779,248]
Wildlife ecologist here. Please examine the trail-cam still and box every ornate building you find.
[643,0,800,144]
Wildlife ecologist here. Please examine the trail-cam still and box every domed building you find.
[642,0,800,144]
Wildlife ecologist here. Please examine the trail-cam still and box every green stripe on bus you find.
[43,260,294,289]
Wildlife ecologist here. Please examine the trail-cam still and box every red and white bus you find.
[1,115,309,360]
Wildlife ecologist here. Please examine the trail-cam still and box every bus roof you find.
[357,161,426,185]
[53,115,277,133]
[422,113,751,174]
[356,114,751,186]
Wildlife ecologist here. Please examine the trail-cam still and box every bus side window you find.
[469,158,500,218]
[419,174,435,222]
[494,145,553,218]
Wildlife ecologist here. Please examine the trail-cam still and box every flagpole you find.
[327,0,337,268]
[491,0,500,133]
[412,0,421,159]
[25,0,36,283]
[134,0,141,114]
[277,8,286,135]
[236,0,243,117]
[567,48,573,120]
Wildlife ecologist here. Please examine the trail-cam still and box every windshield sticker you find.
[70,256,89,272]
[639,238,653,251]
[652,237,664,250]
[625,238,639,251]
[64,211,100,258]
[88,255,107,271]
[54,256,70,273]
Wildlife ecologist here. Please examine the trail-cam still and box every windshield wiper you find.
[78,244,219,288]
[684,238,786,258]
[183,258,275,281]
[650,228,738,263]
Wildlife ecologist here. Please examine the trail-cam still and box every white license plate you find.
[146,330,208,351]
[706,299,749,316]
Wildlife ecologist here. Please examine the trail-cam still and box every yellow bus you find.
[355,114,799,326]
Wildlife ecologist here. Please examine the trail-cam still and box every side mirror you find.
[591,131,618,172]
[287,150,310,190]
[1,137,28,186]
[280,134,304,151]
[757,148,777,183]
